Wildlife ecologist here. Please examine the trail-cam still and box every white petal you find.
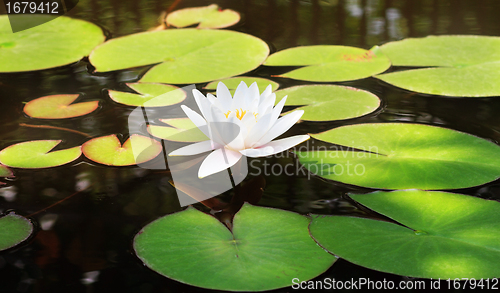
[257,92,276,116]
[192,89,212,121]
[209,106,244,148]
[253,110,304,148]
[169,140,220,156]
[240,135,310,157]
[216,82,233,112]
[232,81,248,110]
[247,82,260,108]
[260,84,273,101]
[270,95,287,126]
[180,105,210,138]
[198,148,243,178]
[244,112,273,146]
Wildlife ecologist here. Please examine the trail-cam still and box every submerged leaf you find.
[0,212,33,251]
[147,118,208,142]
[264,45,390,82]
[0,15,105,72]
[166,4,240,29]
[82,134,162,166]
[108,83,186,107]
[134,204,336,291]
[310,190,500,279]
[275,85,380,121]
[298,123,500,189]
[24,94,99,119]
[90,29,269,84]
[376,35,500,97]
[0,140,81,168]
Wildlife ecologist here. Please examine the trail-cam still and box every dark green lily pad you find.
[24,94,99,119]
[108,83,186,107]
[82,134,162,166]
[310,190,500,279]
[134,204,336,291]
[148,118,208,142]
[275,85,380,121]
[204,77,279,94]
[0,15,105,72]
[376,35,500,97]
[0,140,81,169]
[166,4,240,29]
[264,45,390,82]
[297,123,500,189]
[0,212,33,251]
[90,29,269,84]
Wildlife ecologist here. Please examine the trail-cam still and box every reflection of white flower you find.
[169,81,309,178]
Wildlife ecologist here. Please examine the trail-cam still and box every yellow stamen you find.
[224,110,231,118]
[235,108,247,120]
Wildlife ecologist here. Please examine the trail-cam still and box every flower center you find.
[224,108,257,120]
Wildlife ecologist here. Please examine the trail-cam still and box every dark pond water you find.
[1,0,500,292]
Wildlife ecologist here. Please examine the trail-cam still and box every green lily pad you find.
[204,77,279,94]
[264,45,390,82]
[24,94,99,119]
[108,83,186,107]
[134,204,336,291]
[0,212,33,251]
[376,35,500,97]
[82,134,162,166]
[0,15,105,72]
[274,85,380,121]
[310,190,500,279]
[297,123,500,189]
[0,140,81,169]
[148,118,208,142]
[166,4,240,29]
[89,29,269,84]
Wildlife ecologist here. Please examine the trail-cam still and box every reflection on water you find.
[1,0,500,292]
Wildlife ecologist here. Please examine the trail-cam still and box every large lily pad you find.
[108,83,186,107]
[0,15,105,72]
[89,29,269,84]
[274,85,380,121]
[264,46,390,82]
[310,190,500,279]
[0,140,81,168]
[24,94,99,119]
[0,212,33,251]
[376,35,500,97]
[82,134,162,166]
[166,4,240,29]
[297,123,500,189]
[148,118,208,142]
[134,204,335,291]
[205,77,279,94]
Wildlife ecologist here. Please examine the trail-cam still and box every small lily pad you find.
[0,140,81,169]
[90,29,269,84]
[82,134,162,166]
[264,45,390,82]
[0,212,33,251]
[0,165,13,177]
[0,15,105,72]
[310,190,500,279]
[108,83,186,107]
[166,4,240,29]
[24,94,99,119]
[205,77,279,94]
[376,35,500,97]
[297,123,500,189]
[274,85,380,121]
[148,118,208,142]
[134,204,336,291]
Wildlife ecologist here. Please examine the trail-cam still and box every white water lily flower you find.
[169,81,309,178]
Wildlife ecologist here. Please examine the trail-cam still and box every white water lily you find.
[169,81,309,178]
